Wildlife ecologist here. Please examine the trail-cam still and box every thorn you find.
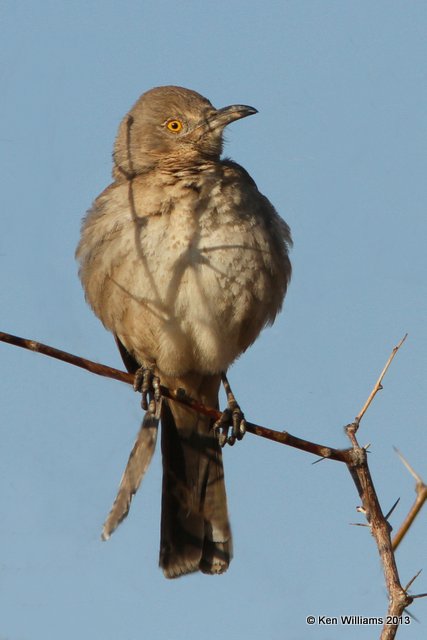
[403,607,419,623]
[385,497,400,520]
[405,569,422,592]
[311,457,327,465]
[349,522,369,528]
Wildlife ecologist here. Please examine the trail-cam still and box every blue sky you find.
[1,1,426,638]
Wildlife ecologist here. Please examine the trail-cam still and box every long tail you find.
[159,373,232,578]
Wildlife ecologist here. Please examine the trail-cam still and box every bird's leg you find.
[133,365,161,412]
[213,372,247,447]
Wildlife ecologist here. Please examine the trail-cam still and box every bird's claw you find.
[133,366,161,412]
[213,405,246,447]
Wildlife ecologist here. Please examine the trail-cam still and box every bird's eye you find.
[166,119,183,133]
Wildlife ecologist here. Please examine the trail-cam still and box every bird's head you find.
[113,85,257,177]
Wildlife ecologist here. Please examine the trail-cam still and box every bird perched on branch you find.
[76,85,292,578]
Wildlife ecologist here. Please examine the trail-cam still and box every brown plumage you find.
[76,86,292,578]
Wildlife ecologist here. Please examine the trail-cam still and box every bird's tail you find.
[159,372,232,578]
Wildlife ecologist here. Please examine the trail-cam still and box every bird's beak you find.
[207,104,258,130]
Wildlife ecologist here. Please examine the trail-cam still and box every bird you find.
[76,85,292,578]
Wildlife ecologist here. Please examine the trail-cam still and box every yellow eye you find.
[166,119,183,133]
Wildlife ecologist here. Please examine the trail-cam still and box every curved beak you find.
[208,104,258,129]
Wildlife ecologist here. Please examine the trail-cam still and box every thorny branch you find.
[0,331,347,460]
[0,330,425,639]
[354,334,407,425]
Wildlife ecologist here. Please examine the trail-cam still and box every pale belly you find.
[89,206,277,376]
[77,166,290,377]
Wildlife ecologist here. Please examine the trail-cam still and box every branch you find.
[1,329,422,638]
[392,449,427,551]
[354,333,407,427]
[0,331,347,461]
[342,336,414,639]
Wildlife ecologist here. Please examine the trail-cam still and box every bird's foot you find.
[133,366,161,412]
[213,406,246,447]
[213,373,246,447]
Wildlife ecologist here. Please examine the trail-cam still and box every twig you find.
[0,331,348,461]
[0,331,132,383]
[392,449,427,551]
[355,333,407,424]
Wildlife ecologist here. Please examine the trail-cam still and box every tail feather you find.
[159,373,232,578]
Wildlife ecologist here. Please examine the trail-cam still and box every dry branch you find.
[0,331,347,460]
[0,329,423,639]
[392,448,427,551]
[355,334,407,425]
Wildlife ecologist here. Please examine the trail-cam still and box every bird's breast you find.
[78,175,285,375]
